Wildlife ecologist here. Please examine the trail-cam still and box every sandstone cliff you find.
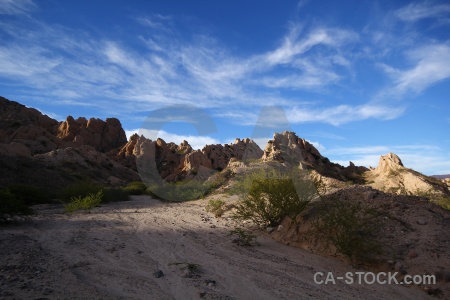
[364,152,449,195]
[57,115,127,152]
[0,97,135,187]
[261,131,368,182]
[0,96,60,155]
[119,135,264,182]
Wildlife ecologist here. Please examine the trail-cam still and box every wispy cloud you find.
[0,0,35,15]
[287,103,405,125]
[3,1,441,128]
[326,144,449,175]
[214,102,404,127]
[0,12,363,119]
[395,1,450,23]
[379,43,450,97]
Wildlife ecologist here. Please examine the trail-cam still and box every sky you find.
[0,0,449,175]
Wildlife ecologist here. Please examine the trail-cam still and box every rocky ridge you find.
[0,96,449,198]
[364,152,449,195]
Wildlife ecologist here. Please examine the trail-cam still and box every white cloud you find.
[395,2,450,22]
[383,44,450,96]
[325,144,450,175]
[213,102,405,127]
[263,26,356,66]
[287,103,405,125]
[0,0,35,15]
[125,129,221,150]
[307,140,326,153]
[0,3,416,129]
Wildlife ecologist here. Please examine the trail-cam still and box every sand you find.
[0,195,434,299]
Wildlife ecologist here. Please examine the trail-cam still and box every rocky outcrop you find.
[364,152,449,195]
[0,96,137,186]
[57,116,127,152]
[262,131,323,165]
[374,152,403,174]
[0,96,60,154]
[123,134,264,182]
[443,178,450,188]
[0,96,126,155]
[35,145,139,184]
[262,131,368,182]
[0,142,32,157]
[203,138,263,171]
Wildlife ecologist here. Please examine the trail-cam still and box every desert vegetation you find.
[310,197,384,264]
[232,168,319,227]
[64,190,103,213]
[205,198,226,217]
[0,188,32,221]
[229,228,258,246]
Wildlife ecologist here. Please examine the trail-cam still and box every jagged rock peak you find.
[0,96,60,154]
[375,152,404,174]
[262,131,323,165]
[57,115,127,152]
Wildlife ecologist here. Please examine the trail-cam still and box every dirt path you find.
[0,195,433,299]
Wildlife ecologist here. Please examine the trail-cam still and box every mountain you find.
[432,174,450,179]
[0,95,448,199]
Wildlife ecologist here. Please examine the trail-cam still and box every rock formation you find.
[203,138,263,171]
[0,96,60,154]
[262,131,323,165]
[261,131,368,182]
[364,152,449,195]
[374,152,403,174]
[0,97,135,186]
[57,116,127,152]
[1,95,448,198]
[124,135,264,182]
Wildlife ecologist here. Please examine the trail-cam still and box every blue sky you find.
[1,0,450,175]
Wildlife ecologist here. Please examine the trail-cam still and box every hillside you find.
[1,96,449,299]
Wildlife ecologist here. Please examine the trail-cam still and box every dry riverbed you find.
[0,195,434,299]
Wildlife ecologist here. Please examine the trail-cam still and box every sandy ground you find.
[0,195,436,300]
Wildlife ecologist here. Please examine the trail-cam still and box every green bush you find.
[311,197,383,264]
[60,181,130,204]
[64,190,103,213]
[205,199,226,217]
[228,167,280,195]
[147,179,210,201]
[229,228,257,246]
[437,196,450,210]
[7,184,49,205]
[60,181,102,202]
[123,181,148,195]
[0,189,32,221]
[232,169,318,227]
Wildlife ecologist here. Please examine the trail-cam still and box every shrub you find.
[205,199,226,217]
[437,196,450,210]
[102,188,130,203]
[229,228,257,246]
[0,189,32,221]
[169,262,202,277]
[232,169,318,227]
[60,181,102,203]
[147,179,210,201]
[64,190,103,213]
[311,197,383,264]
[206,168,233,192]
[123,181,148,195]
[228,167,280,195]
[7,184,49,205]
